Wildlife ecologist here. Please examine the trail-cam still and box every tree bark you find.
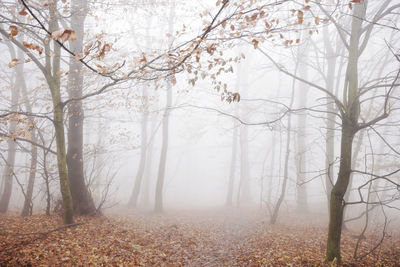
[295,43,309,213]
[0,41,22,213]
[323,25,338,210]
[128,86,149,208]
[270,83,296,224]
[154,82,172,213]
[226,115,238,207]
[326,118,356,261]
[326,1,364,261]
[66,0,96,215]
[48,2,74,224]
[154,0,175,213]
[270,55,298,224]
[20,64,38,216]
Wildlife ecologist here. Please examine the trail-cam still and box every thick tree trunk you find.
[0,140,17,213]
[238,124,250,206]
[226,119,238,207]
[48,2,74,224]
[236,62,251,207]
[141,109,157,207]
[295,44,309,213]
[66,0,96,215]
[53,103,74,224]
[0,45,21,213]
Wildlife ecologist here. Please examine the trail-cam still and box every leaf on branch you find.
[8,58,19,68]
[297,10,304,24]
[99,43,112,59]
[23,41,43,55]
[84,42,93,56]
[18,9,28,16]
[221,20,227,28]
[252,39,259,49]
[206,43,217,55]
[233,92,240,102]
[51,29,77,42]
[9,25,18,39]
[75,53,83,61]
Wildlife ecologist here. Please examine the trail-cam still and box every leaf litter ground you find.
[0,209,399,266]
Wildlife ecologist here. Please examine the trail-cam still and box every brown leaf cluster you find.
[0,211,399,266]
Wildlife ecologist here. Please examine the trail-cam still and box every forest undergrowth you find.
[0,209,399,266]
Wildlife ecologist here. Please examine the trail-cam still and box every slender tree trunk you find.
[154,0,174,213]
[267,132,276,205]
[326,2,364,261]
[270,79,296,224]
[154,82,172,213]
[128,86,149,208]
[20,65,38,216]
[270,114,292,224]
[270,54,299,224]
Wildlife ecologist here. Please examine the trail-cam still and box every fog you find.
[0,0,400,265]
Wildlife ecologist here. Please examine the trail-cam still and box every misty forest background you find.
[0,0,400,265]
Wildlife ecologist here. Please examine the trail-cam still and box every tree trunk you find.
[236,62,251,207]
[323,25,337,210]
[226,117,238,207]
[48,2,74,224]
[21,65,37,217]
[21,132,37,216]
[154,0,174,213]
[154,83,172,213]
[270,58,297,224]
[326,2,364,261]
[326,118,356,261]
[295,43,309,213]
[128,86,149,208]
[0,43,21,213]
[267,132,276,205]
[270,112,292,224]
[238,124,250,206]
[141,106,157,207]
[66,0,96,215]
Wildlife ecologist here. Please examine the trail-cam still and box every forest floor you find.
[0,209,399,266]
